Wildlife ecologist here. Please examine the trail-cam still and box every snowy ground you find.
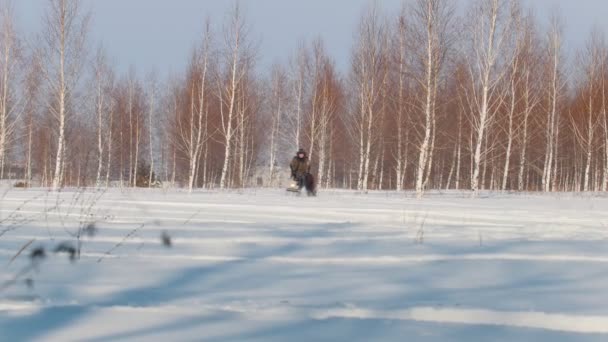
[1,188,608,341]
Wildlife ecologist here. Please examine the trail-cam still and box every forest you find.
[1,0,606,195]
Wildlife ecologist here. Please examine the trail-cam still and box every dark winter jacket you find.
[290,156,310,178]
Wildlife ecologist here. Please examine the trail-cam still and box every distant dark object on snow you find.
[14,181,27,188]
[29,247,46,262]
[83,223,98,237]
[161,231,172,248]
[54,242,77,262]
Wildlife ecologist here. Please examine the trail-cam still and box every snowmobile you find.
[286,173,317,196]
[286,180,300,193]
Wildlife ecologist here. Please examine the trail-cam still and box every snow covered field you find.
[2,188,608,341]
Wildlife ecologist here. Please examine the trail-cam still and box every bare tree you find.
[23,55,42,186]
[235,72,253,187]
[573,30,604,192]
[410,0,454,196]
[288,43,309,152]
[176,24,213,192]
[146,71,158,188]
[598,33,608,191]
[392,11,409,191]
[217,3,254,189]
[542,14,565,192]
[127,69,138,187]
[92,47,114,186]
[350,4,389,192]
[465,0,515,193]
[447,62,470,190]
[500,8,525,191]
[38,0,89,190]
[104,92,114,187]
[516,14,542,191]
[309,40,340,189]
[267,64,286,186]
[0,1,21,179]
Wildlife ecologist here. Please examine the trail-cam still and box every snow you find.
[1,188,608,341]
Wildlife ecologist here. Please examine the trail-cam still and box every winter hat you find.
[297,148,306,154]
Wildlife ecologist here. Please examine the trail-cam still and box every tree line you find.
[2,0,608,195]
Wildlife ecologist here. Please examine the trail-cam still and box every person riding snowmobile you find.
[290,148,311,191]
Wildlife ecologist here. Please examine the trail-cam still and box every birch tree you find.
[501,9,524,191]
[38,0,89,190]
[542,15,565,192]
[598,34,608,191]
[466,0,514,192]
[268,64,286,186]
[0,1,20,179]
[184,26,212,192]
[517,15,542,191]
[351,5,388,192]
[573,31,604,192]
[392,11,410,191]
[309,41,340,188]
[234,72,257,187]
[217,3,253,189]
[23,56,42,186]
[286,43,309,152]
[410,0,454,197]
[92,47,114,186]
[146,72,158,188]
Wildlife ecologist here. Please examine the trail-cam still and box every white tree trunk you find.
[148,90,155,188]
[584,113,594,192]
[502,74,517,191]
[94,59,106,187]
[219,6,249,190]
[518,70,532,191]
[470,0,510,193]
[415,7,435,197]
[52,75,66,190]
[105,106,113,188]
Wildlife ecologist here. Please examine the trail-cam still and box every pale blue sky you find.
[12,0,608,76]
